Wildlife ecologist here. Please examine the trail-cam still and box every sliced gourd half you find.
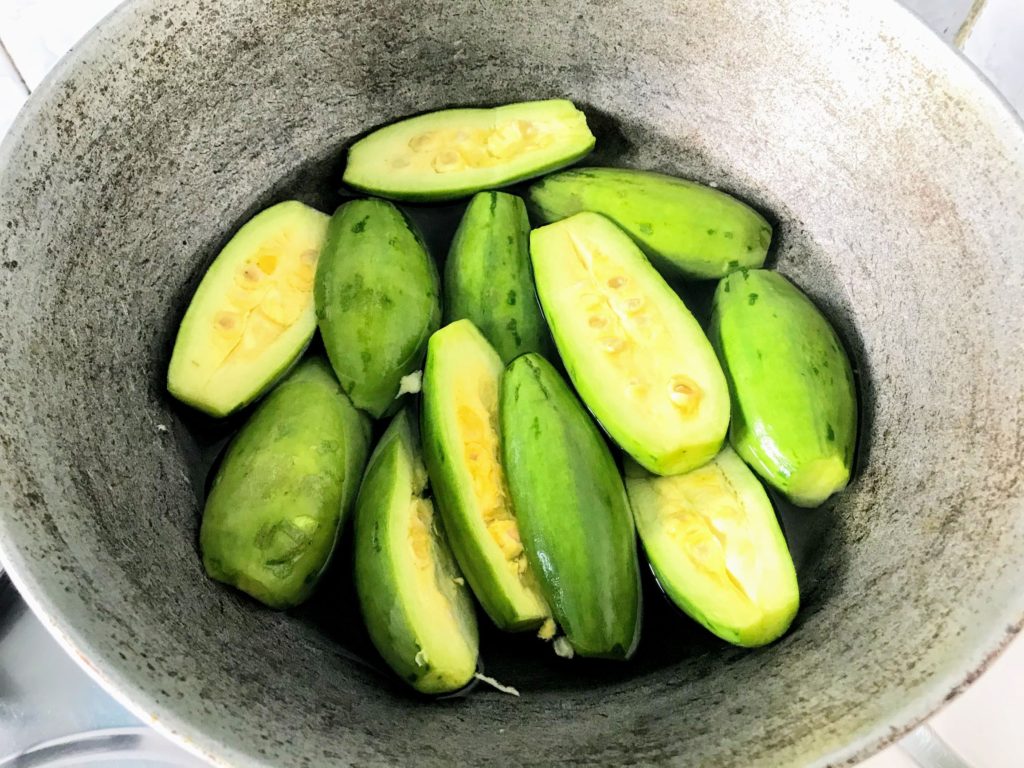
[168,201,329,417]
[625,447,799,647]
[354,408,479,694]
[422,319,550,631]
[343,100,595,201]
[530,211,730,475]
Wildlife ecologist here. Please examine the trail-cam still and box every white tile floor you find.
[0,0,124,89]
[0,1,1020,766]
[962,0,1024,115]
[864,747,921,768]
[900,0,976,41]
[929,638,1024,768]
[0,42,28,136]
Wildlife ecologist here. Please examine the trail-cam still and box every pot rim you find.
[0,0,1021,766]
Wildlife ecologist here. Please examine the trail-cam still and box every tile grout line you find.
[0,37,30,94]
[953,0,989,50]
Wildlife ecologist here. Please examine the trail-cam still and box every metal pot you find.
[0,0,1021,765]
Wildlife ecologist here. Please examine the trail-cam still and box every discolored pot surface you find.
[0,0,1022,766]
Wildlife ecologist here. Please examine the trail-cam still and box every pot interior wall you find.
[0,0,1022,766]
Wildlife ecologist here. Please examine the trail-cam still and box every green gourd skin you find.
[500,353,642,659]
[201,358,372,608]
[528,167,772,280]
[444,191,554,363]
[709,269,857,507]
[315,199,441,418]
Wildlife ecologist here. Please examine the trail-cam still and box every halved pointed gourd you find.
[168,201,328,416]
[421,320,550,631]
[625,447,799,647]
[343,100,595,201]
[530,212,730,475]
[354,408,479,694]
